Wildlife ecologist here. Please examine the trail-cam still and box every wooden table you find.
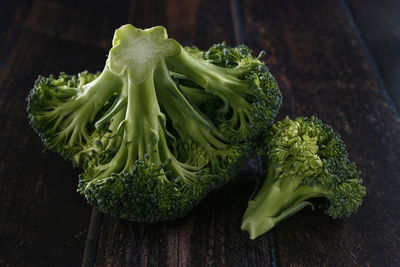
[1,0,399,266]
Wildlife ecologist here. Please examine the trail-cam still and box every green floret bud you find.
[79,156,204,222]
[241,116,366,239]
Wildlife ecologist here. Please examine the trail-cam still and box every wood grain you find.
[95,165,268,267]
[0,0,130,265]
[22,0,133,49]
[347,0,400,110]
[0,0,32,67]
[0,30,97,266]
[241,0,400,265]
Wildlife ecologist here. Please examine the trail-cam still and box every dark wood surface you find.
[347,0,400,112]
[241,0,400,266]
[1,0,399,266]
[0,0,127,266]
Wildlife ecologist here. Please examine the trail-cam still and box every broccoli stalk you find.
[241,117,366,239]
[154,61,227,155]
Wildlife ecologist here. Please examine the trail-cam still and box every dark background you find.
[0,0,399,266]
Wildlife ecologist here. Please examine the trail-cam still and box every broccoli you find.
[241,117,366,239]
[166,43,281,143]
[27,25,281,222]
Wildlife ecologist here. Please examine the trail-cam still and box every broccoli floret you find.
[26,70,110,164]
[167,42,282,143]
[27,24,281,222]
[241,117,366,239]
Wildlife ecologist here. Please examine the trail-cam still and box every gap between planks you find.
[82,207,103,267]
[231,0,281,265]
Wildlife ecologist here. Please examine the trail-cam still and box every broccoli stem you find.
[241,164,332,239]
[133,69,198,181]
[242,201,313,240]
[178,84,214,106]
[53,68,122,143]
[125,72,163,162]
[57,68,121,122]
[154,61,227,153]
[166,49,254,139]
[95,96,127,130]
[88,69,199,184]
[165,48,253,104]
[78,67,122,114]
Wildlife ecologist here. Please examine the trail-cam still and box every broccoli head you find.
[241,117,366,239]
[27,25,281,222]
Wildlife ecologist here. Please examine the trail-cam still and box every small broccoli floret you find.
[241,117,366,239]
[28,25,271,222]
[166,42,282,143]
[27,70,121,165]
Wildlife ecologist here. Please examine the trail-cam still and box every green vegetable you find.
[241,117,366,239]
[27,25,282,222]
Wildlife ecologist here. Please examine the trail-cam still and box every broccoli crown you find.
[80,147,247,222]
[241,117,366,239]
[27,25,278,222]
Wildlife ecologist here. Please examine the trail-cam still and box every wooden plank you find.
[240,0,400,266]
[0,0,32,65]
[82,208,103,267]
[17,1,141,264]
[94,0,273,266]
[0,0,136,264]
[346,0,400,111]
[22,0,133,49]
[95,165,268,267]
[0,30,100,266]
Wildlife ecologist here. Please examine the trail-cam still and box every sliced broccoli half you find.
[27,24,281,222]
[241,117,366,239]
